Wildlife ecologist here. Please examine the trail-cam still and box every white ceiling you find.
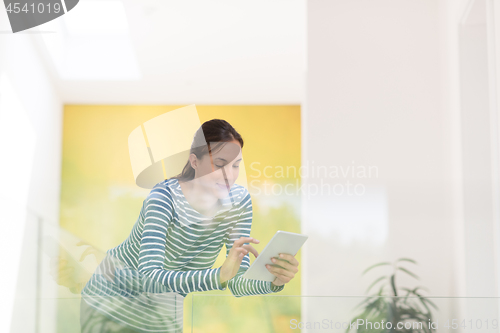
[33,0,306,104]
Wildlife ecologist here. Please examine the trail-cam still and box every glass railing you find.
[13,295,500,332]
[10,209,95,333]
[9,210,500,333]
[190,295,500,333]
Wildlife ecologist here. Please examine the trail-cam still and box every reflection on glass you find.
[68,119,285,332]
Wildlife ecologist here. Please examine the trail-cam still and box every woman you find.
[80,119,300,332]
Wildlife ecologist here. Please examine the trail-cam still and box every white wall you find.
[303,0,461,326]
[441,0,500,322]
[459,0,497,299]
[0,11,63,333]
[303,0,500,328]
[439,0,471,314]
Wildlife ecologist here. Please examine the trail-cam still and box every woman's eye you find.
[215,165,224,168]
[233,165,240,168]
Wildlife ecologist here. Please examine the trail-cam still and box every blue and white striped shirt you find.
[81,178,284,332]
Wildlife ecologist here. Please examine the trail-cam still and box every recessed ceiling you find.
[32,0,306,105]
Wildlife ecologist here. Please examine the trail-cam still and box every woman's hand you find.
[266,253,299,287]
[76,240,106,264]
[220,236,259,284]
[49,257,77,289]
[48,241,105,294]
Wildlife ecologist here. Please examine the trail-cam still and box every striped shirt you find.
[81,178,284,332]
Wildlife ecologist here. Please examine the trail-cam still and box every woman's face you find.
[190,140,242,199]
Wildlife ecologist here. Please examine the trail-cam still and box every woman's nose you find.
[224,165,236,182]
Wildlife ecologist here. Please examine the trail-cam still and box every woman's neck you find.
[179,179,221,217]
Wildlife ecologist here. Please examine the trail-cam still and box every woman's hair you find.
[171,119,244,182]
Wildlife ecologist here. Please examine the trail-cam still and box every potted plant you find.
[346,258,438,333]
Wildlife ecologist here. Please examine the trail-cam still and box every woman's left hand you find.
[266,253,299,287]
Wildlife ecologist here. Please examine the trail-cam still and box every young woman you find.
[80,119,300,332]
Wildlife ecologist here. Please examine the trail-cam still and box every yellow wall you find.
[60,105,301,332]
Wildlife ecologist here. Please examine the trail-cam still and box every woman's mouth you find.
[216,183,229,191]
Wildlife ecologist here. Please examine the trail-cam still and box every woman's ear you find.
[189,153,198,170]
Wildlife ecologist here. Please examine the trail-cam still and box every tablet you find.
[241,230,308,282]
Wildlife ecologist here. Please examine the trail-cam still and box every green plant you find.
[346,258,438,333]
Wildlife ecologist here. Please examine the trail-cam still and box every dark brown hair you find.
[171,119,244,182]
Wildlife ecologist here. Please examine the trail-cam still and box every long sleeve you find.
[137,188,226,294]
[225,191,285,297]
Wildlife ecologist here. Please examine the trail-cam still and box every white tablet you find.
[241,230,308,282]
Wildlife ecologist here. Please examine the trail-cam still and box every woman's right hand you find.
[220,236,259,284]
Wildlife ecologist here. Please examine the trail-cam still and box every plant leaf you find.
[365,275,387,294]
[377,285,385,296]
[353,296,376,311]
[402,289,411,305]
[417,294,439,310]
[398,267,419,280]
[396,257,417,265]
[413,286,430,293]
[390,274,398,296]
